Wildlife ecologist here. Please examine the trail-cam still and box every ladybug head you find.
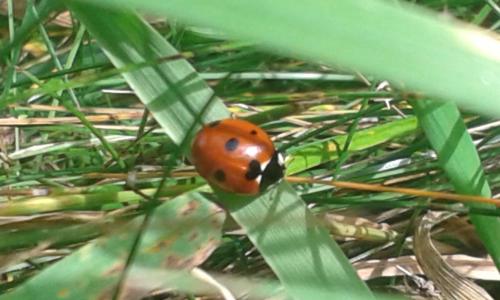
[259,151,285,192]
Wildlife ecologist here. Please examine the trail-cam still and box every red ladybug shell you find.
[191,119,284,195]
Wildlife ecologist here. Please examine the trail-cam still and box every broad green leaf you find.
[412,99,500,270]
[70,0,500,118]
[0,192,225,300]
[286,117,418,175]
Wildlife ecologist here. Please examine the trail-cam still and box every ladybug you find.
[191,118,284,195]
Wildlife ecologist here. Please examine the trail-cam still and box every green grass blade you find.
[286,117,418,175]
[67,3,229,145]
[219,182,375,299]
[66,3,376,298]
[0,0,62,61]
[0,184,200,216]
[70,0,500,117]
[0,192,225,300]
[412,99,500,269]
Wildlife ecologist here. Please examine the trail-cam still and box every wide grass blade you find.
[65,3,376,299]
[0,192,225,300]
[412,99,500,269]
[68,3,229,146]
[70,0,500,118]
[218,182,375,299]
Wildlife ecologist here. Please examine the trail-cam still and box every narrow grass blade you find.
[412,99,500,269]
[0,184,201,216]
[0,0,62,61]
[286,117,418,175]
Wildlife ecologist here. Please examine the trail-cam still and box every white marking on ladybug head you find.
[255,175,262,184]
[278,152,284,166]
[260,158,271,171]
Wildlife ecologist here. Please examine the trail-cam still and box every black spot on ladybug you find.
[250,129,257,135]
[245,160,261,180]
[214,170,226,182]
[208,120,221,127]
[225,138,239,151]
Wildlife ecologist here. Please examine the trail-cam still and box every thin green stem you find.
[34,6,125,169]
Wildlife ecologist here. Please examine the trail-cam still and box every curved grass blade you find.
[70,0,500,118]
[414,211,494,299]
[412,99,500,270]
